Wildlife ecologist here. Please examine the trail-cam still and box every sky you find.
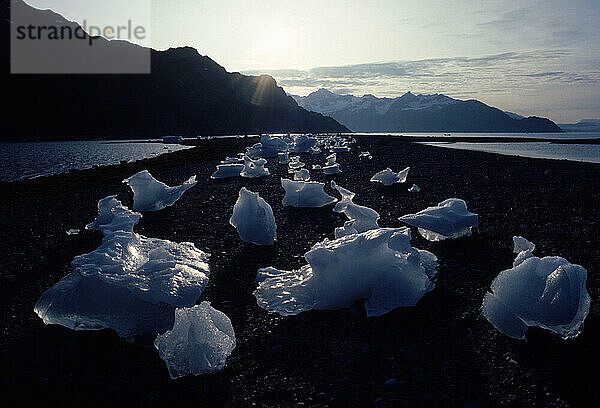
[25,0,600,123]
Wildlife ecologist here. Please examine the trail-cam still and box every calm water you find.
[0,140,191,182]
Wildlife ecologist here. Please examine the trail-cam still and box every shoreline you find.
[1,135,598,407]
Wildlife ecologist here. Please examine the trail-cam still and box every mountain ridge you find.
[292,88,562,133]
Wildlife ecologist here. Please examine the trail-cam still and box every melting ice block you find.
[399,198,478,241]
[211,164,244,179]
[482,238,590,340]
[281,178,337,208]
[241,155,270,178]
[331,181,379,233]
[229,187,276,245]
[123,170,197,212]
[254,228,438,317]
[35,197,210,338]
[294,168,310,181]
[370,167,410,186]
[154,302,236,379]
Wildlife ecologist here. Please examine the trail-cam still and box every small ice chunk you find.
[66,229,80,235]
[254,228,438,317]
[482,239,590,340]
[154,302,236,379]
[35,197,210,338]
[370,167,410,186]
[211,164,244,179]
[325,153,337,166]
[123,170,197,212]
[221,156,244,164]
[288,156,306,171]
[294,168,310,181]
[399,198,478,241]
[281,178,337,208]
[323,163,342,175]
[408,184,420,192]
[359,151,372,159]
[278,151,290,165]
[241,155,270,178]
[312,164,322,170]
[310,146,321,154]
[334,220,359,238]
[331,181,379,233]
[331,144,351,152]
[513,236,535,253]
[229,188,276,245]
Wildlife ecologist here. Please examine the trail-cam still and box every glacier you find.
[331,181,380,233]
[370,167,410,186]
[229,187,276,246]
[281,178,337,208]
[241,155,270,178]
[482,237,590,340]
[254,228,438,317]
[34,196,210,338]
[154,302,236,379]
[123,170,197,212]
[399,198,478,241]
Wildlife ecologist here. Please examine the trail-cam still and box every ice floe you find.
[370,167,410,186]
[331,181,379,233]
[154,302,236,379]
[281,178,337,208]
[482,237,590,340]
[254,228,438,317]
[229,188,276,245]
[211,163,244,179]
[123,170,197,212]
[241,155,270,178]
[34,196,210,338]
[399,198,478,241]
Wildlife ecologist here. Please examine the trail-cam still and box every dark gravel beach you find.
[1,136,599,407]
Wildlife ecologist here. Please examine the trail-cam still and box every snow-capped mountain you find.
[291,89,562,133]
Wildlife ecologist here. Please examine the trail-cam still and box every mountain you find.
[558,119,600,132]
[2,1,347,141]
[292,89,562,133]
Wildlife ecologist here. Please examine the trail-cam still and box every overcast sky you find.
[26,0,600,122]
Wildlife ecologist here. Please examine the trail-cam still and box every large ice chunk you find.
[154,302,236,379]
[370,167,410,186]
[290,134,317,153]
[331,181,379,233]
[123,170,197,212]
[482,238,590,340]
[281,178,337,208]
[254,228,438,317]
[399,198,478,241]
[241,155,270,178]
[229,187,276,245]
[34,197,210,338]
[211,164,244,179]
[246,134,288,158]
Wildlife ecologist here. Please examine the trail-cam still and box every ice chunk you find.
[312,164,322,170]
[154,302,236,379]
[408,184,420,192]
[399,198,478,241]
[229,187,276,245]
[254,228,438,317]
[246,134,288,158]
[66,229,80,235]
[325,153,337,166]
[513,236,535,253]
[294,168,310,181]
[323,163,342,175]
[281,178,337,208]
[241,155,270,178]
[288,156,306,171]
[482,239,590,340]
[278,151,290,165]
[334,220,359,238]
[123,170,197,212]
[331,181,379,233]
[35,197,210,338]
[359,151,372,159]
[290,134,317,153]
[211,164,244,179]
[370,167,410,186]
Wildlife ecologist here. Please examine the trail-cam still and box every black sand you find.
[1,136,599,407]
